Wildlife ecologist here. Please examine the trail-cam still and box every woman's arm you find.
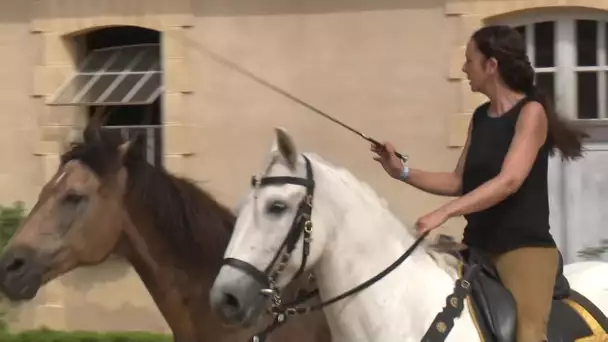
[437,101,548,218]
[400,119,473,197]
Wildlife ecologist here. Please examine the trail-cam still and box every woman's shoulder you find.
[474,101,491,112]
[471,101,491,125]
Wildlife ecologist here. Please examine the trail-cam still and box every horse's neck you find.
[312,168,457,338]
[121,211,315,342]
[117,214,223,342]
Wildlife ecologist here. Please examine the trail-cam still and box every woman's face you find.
[462,38,497,93]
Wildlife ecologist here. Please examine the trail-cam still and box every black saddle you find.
[458,247,570,342]
[421,236,608,342]
[422,236,608,341]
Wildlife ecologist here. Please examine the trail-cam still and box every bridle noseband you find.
[223,155,316,315]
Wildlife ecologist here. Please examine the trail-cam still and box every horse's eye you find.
[63,193,86,205]
[266,201,288,215]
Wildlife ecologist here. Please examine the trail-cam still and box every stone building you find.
[0,0,606,334]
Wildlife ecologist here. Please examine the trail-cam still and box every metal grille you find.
[49,44,163,106]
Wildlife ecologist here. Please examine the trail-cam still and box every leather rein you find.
[222,155,429,342]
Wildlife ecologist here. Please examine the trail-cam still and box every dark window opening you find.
[85,26,160,50]
[534,21,555,68]
[82,26,163,166]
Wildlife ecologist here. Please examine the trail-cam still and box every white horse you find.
[209,127,608,342]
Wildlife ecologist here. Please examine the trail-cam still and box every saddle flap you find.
[460,248,570,342]
[471,272,517,342]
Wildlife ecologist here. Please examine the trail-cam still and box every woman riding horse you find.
[372,25,587,342]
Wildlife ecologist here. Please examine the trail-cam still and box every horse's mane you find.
[60,129,235,272]
[301,153,460,274]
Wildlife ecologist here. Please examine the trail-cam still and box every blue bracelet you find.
[399,166,410,181]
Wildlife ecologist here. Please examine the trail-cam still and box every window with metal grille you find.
[49,43,162,106]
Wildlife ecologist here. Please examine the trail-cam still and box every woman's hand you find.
[371,141,404,179]
[415,209,449,235]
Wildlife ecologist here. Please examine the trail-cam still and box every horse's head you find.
[210,127,329,327]
[0,117,139,301]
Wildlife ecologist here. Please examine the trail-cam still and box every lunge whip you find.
[166,31,408,163]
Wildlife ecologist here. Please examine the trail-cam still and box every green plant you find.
[0,201,26,252]
[0,328,172,341]
[0,201,27,333]
[578,239,608,260]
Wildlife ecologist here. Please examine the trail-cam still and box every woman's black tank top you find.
[461,97,556,254]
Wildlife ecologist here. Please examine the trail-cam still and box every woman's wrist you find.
[397,165,410,181]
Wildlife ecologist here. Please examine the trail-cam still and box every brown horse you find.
[0,120,331,342]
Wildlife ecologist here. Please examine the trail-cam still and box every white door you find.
[550,141,608,263]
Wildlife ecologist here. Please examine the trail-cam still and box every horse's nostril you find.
[6,258,25,273]
[224,293,241,311]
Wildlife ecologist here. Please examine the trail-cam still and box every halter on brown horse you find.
[0,118,331,342]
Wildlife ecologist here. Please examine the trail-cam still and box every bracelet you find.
[399,166,410,181]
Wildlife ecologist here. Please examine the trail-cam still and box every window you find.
[495,10,608,120]
[49,44,162,106]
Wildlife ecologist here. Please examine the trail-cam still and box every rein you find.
[251,232,429,342]
[222,155,429,342]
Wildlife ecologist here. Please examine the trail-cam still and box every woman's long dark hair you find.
[472,25,587,160]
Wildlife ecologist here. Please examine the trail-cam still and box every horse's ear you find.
[117,140,132,162]
[117,133,144,162]
[273,127,298,168]
[83,107,107,143]
[60,127,83,154]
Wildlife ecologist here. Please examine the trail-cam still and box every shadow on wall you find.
[64,300,169,333]
[57,257,169,333]
[59,256,131,292]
